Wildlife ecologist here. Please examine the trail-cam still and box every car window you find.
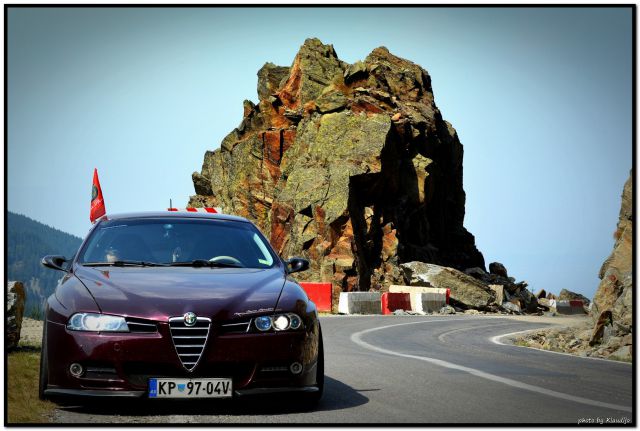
[78,218,277,269]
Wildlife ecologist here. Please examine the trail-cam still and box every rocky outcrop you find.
[515,319,632,362]
[189,38,484,301]
[401,262,494,310]
[590,174,633,342]
[7,281,25,350]
[463,263,538,313]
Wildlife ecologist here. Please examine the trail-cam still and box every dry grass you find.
[7,348,55,424]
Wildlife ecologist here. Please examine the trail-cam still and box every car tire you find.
[38,321,48,400]
[300,326,324,409]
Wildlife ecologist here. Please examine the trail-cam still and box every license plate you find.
[148,378,232,398]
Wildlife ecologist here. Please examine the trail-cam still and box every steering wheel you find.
[209,255,244,266]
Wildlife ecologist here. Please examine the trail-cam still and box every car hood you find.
[73,265,286,322]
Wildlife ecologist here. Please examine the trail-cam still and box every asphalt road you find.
[53,315,633,425]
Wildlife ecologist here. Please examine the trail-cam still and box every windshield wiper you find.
[168,259,243,268]
[82,260,168,267]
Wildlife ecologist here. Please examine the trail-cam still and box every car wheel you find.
[300,326,324,409]
[38,321,48,400]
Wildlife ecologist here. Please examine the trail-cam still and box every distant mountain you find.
[7,212,83,319]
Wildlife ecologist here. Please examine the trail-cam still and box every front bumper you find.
[45,319,320,397]
[44,386,320,399]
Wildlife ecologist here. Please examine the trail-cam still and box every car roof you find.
[101,211,251,224]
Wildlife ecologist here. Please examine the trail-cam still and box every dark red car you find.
[39,211,323,405]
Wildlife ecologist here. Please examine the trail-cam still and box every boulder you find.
[537,297,553,309]
[7,281,25,350]
[535,289,547,299]
[189,38,485,293]
[464,267,488,280]
[489,284,504,306]
[501,301,521,314]
[489,262,508,278]
[401,262,494,310]
[439,305,456,315]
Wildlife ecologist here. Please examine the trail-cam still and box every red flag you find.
[90,168,106,223]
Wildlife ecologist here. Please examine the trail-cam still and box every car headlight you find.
[254,316,272,331]
[273,314,290,331]
[67,313,129,332]
[288,313,302,330]
[253,313,303,332]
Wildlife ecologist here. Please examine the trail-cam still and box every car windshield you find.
[77,217,277,269]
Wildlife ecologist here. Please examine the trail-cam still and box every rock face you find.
[401,262,494,310]
[7,281,25,350]
[189,38,484,299]
[591,174,633,338]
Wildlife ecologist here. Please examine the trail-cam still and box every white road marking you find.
[351,320,632,413]
[437,321,516,343]
[491,329,633,365]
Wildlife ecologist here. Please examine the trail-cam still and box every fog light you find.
[69,363,84,377]
[290,362,303,375]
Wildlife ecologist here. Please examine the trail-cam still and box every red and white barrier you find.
[381,293,412,315]
[382,287,450,314]
[556,300,587,315]
[167,207,221,213]
[299,282,332,312]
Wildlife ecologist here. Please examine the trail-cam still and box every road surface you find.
[53,315,633,424]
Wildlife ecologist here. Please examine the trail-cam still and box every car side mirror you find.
[286,257,309,274]
[41,255,69,272]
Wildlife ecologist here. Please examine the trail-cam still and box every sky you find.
[7,7,632,299]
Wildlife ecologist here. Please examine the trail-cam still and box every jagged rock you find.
[401,262,494,310]
[189,38,485,305]
[489,284,504,306]
[590,310,613,346]
[591,174,633,334]
[535,289,547,299]
[465,267,488,280]
[192,172,213,196]
[344,60,368,83]
[611,345,631,360]
[439,305,456,315]
[537,297,553,309]
[489,262,508,278]
[7,281,25,350]
[501,301,521,314]
[316,85,348,113]
[558,288,590,306]
[257,62,291,101]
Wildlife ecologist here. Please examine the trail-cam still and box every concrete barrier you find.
[389,284,432,293]
[410,289,449,313]
[382,288,449,314]
[338,292,382,315]
[299,282,332,312]
[556,300,587,315]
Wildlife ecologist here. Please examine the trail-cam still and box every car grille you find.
[168,316,211,371]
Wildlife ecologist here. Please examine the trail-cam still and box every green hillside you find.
[7,212,83,319]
